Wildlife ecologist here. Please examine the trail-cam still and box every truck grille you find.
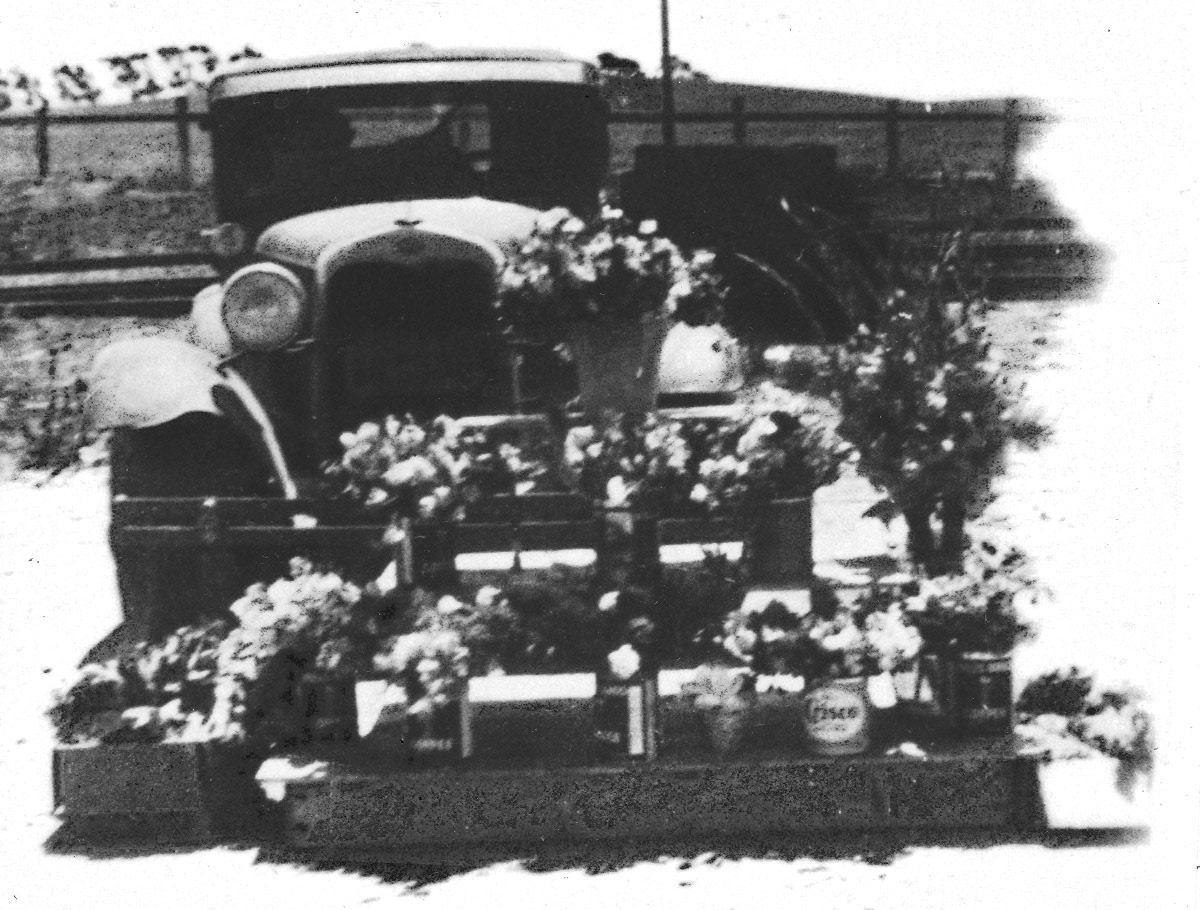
[325,261,511,423]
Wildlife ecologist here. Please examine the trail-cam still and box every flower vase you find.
[946,651,1013,735]
[699,700,750,757]
[564,312,671,418]
[742,497,814,585]
[405,682,473,761]
[896,650,952,730]
[801,676,873,756]
[595,509,661,589]
[594,670,659,761]
[296,673,358,746]
[413,521,460,591]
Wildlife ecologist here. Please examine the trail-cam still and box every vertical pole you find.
[885,99,900,179]
[174,95,192,188]
[731,96,746,146]
[1000,98,1019,196]
[660,0,676,147]
[35,102,50,182]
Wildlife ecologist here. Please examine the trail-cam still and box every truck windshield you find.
[211,82,607,228]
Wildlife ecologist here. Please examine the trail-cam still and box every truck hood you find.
[255,197,542,270]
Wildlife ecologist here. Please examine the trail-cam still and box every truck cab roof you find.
[210,47,600,101]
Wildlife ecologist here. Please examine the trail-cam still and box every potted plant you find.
[329,414,548,590]
[496,205,725,416]
[901,534,1040,734]
[372,619,473,762]
[1015,668,1153,828]
[718,581,922,756]
[680,662,755,757]
[687,384,851,584]
[592,587,664,760]
[48,623,261,840]
[220,557,380,748]
[824,231,1050,574]
[563,412,695,587]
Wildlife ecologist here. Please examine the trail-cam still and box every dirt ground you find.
[0,287,1193,908]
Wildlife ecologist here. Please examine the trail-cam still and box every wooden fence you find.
[0,96,1050,187]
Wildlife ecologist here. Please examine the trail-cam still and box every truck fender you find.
[87,336,223,430]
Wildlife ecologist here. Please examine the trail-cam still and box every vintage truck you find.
[87,47,768,649]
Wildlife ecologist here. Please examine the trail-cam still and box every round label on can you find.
[803,683,868,744]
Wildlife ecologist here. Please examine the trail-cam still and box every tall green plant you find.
[825,231,1048,573]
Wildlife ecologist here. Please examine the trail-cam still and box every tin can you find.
[407,684,473,760]
[594,673,659,760]
[801,676,872,756]
[948,651,1012,734]
[297,673,358,746]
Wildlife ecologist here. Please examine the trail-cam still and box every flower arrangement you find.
[48,622,239,745]
[682,662,754,711]
[1016,668,1154,771]
[597,586,662,678]
[215,558,380,745]
[720,581,922,683]
[687,384,851,513]
[495,205,725,337]
[373,626,471,720]
[328,414,548,521]
[901,534,1040,654]
[563,412,694,512]
[824,231,1051,573]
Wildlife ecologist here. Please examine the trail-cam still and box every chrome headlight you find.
[221,263,307,351]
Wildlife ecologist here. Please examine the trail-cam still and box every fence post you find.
[174,95,192,188]
[35,103,50,182]
[731,96,746,146]
[885,100,900,179]
[999,98,1019,196]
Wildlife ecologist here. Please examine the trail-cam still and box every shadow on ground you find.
[44,823,1147,893]
[249,828,1149,890]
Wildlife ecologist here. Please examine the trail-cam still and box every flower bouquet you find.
[680,662,755,756]
[565,413,695,586]
[496,205,725,415]
[219,557,377,747]
[373,624,473,760]
[719,581,923,755]
[49,622,238,747]
[48,623,263,839]
[329,414,549,589]
[593,587,662,760]
[899,534,1040,733]
[687,385,852,583]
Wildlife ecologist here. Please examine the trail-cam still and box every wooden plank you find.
[264,698,1034,848]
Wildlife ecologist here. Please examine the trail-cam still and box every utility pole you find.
[660,0,676,146]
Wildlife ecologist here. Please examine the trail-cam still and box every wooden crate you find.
[260,697,1039,849]
[53,742,266,843]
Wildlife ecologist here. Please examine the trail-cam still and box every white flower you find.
[437,595,466,615]
[638,219,658,235]
[355,422,381,443]
[817,623,864,653]
[940,439,955,452]
[338,432,357,449]
[562,216,586,234]
[476,585,504,609]
[598,590,621,612]
[607,644,641,681]
[536,207,572,231]
[605,476,629,507]
[690,483,711,504]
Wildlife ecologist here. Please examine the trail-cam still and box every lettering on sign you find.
[804,685,868,743]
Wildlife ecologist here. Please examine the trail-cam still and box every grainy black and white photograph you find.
[0,2,1193,907]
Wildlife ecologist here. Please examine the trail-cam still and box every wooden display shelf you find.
[258,697,1041,848]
